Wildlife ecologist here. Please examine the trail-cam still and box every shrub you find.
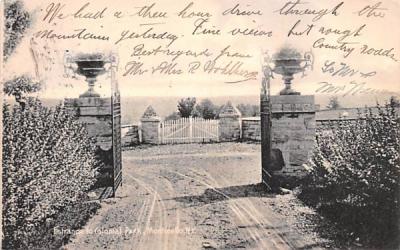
[300,106,400,246]
[25,202,100,249]
[2,98,99,248]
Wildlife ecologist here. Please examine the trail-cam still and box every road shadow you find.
[172,183,275,206]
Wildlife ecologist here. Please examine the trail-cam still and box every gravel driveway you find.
[66,143,331,250]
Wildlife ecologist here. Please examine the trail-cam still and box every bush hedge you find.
[2,98,99,249]
[300,106,400,247]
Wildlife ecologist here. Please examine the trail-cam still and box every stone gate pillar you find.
[64,97,113,184]
[219,101,242,142]
[140,106,161,144]
[270,95,316,184]
[62,52,122,197]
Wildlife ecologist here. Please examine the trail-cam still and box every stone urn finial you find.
[65,52,109,98]
[271,46,314,95]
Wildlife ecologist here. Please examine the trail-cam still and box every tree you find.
[236,103,259,117]
[190,106,202,118]
[3,75,41,109]
[388,96,400,108]
[165,111,181,121]
[3,2,38,109]
[4,0,31,60]
[177,97,196,118]
[326,96,341,110]
[195,99,218,119]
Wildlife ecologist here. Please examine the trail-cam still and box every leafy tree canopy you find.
[326,96,341,110]
[177,97,196,118]
[4,0,31,60]
[195,99,218,119]
[3,75,41,109]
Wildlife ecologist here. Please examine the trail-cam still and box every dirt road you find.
[66,143,329,250]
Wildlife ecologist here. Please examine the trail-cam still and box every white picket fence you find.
[161,117,219,144]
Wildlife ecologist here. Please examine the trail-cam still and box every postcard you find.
[2,0,399,249]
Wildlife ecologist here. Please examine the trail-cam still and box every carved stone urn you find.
[69,53,107,98]
[272,47,313,95]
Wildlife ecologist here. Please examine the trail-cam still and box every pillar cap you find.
[219,101,242,118]
[141,105,161,121]
[271,95,315,113]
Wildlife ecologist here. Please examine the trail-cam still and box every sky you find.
[4,0,400,99]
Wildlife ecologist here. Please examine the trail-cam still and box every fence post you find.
[158,121,161,144]
[216,120,219,142]
[138,124,142,143]
[189,116,193,143]
[161,121,164,144]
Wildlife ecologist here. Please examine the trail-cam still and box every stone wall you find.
[241,117,261,141]
[121,125,140,147]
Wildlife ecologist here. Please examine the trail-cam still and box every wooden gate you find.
[111,56,122,196]
[161,117,219,144]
